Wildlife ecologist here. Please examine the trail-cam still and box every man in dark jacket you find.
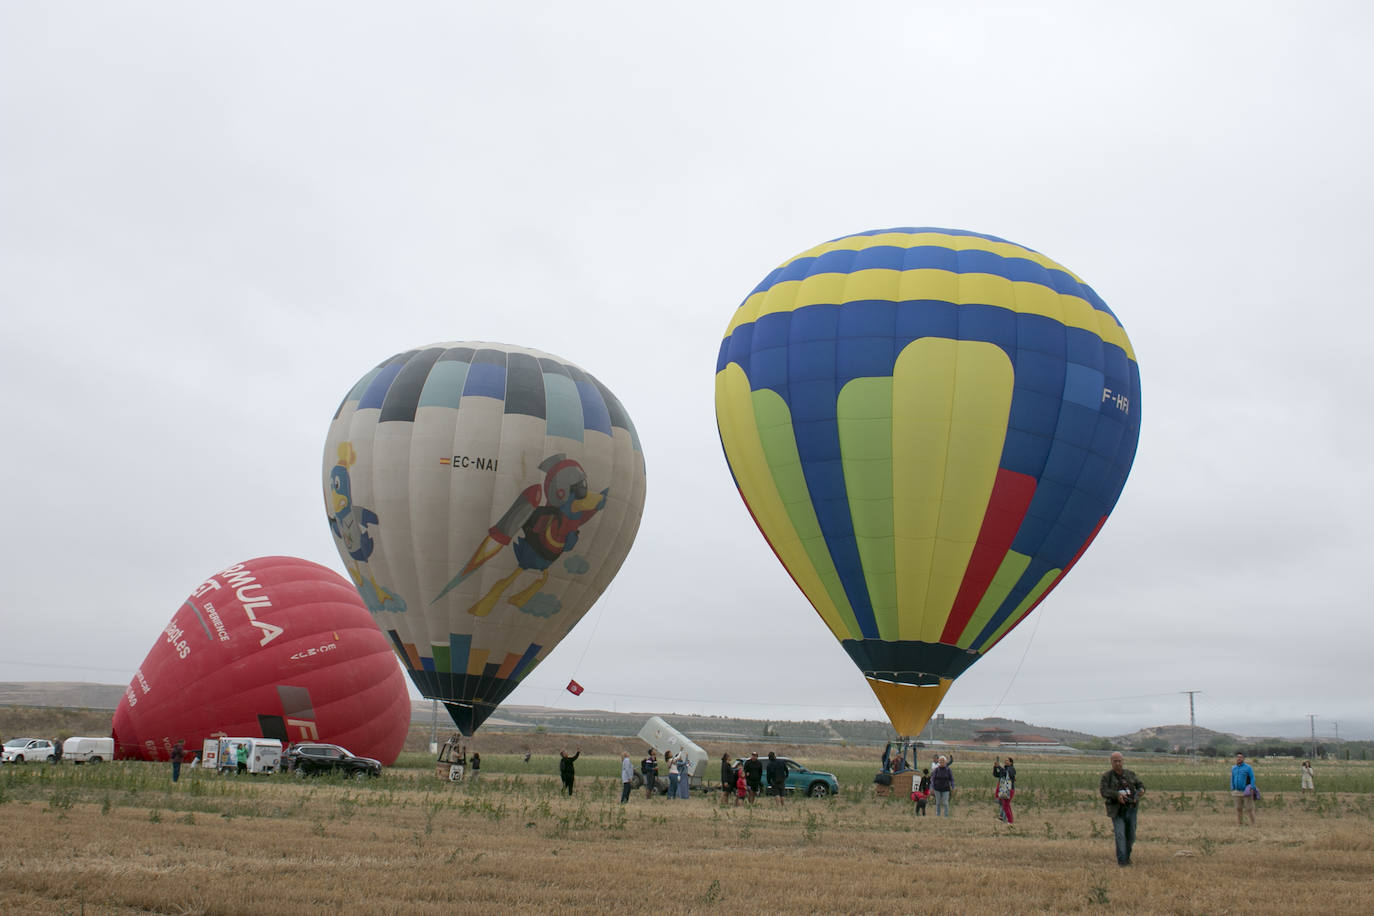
[170,740,185,783]
[559,748,580,796]
[743,752,763,803]
[765,751,788,806]
[641,750,658,797]
[1100,751,1145,866]
[930,755,955,816]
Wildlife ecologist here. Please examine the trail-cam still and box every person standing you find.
[559,748,580,796]
[1231,752,1257,826]
[641,750,658,798]
[470,752,481,783]
[236,742,248,775]
[993,757,1016,824]
[765,751,788,806]
[677,752,692,799]
[720,752,734,806]
[743,752,763,804]
[1301,760,1314,793]
[930,755,955,817]
[620,752,634,803]
[666,752,681,799]
[1100,751,1145,866]
[170,740,185,783]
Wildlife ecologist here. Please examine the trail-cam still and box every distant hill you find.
[3,683,1342,750]
[0,681,126,709]
[1112,724,1241,751]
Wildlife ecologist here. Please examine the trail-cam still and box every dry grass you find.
[3,758,1372,914]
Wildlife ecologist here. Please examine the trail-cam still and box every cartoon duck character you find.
[433,453,608,616]
[327,442,406,613]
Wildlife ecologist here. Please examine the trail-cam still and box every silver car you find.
[2,738,58,763]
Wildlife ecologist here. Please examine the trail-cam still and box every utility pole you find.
[1308,714,1317,761]
[1183,691,1200,762]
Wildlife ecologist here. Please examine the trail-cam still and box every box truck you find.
[210,737,283,774]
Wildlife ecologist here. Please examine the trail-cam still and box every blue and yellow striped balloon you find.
[715,228,1141,734]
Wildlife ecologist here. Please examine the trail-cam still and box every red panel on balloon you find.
[938,468,1038,645]
[111,556,411,764]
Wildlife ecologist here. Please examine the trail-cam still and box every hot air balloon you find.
[715,228,1140,735]
[112,556,412,763]
[323,342,647,735]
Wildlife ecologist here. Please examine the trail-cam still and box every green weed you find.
[48,786,77,817]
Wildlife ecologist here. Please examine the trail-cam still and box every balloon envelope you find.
[323,342,647,735]
[715,228,1141,734]
[112,556,412,763]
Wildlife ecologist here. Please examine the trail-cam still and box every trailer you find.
[62,736,114,764]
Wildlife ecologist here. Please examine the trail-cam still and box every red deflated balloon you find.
[112,556,412,763]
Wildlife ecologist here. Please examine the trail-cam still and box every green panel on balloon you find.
[984,568,1060,649]
[752,388,862,639]
[956,552,1030,649]
[837,378,898,640]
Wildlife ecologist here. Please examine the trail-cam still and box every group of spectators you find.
[717,750,791,806]
[887,746,1291,868]
[609,748,797,804]
[627,747,697,800]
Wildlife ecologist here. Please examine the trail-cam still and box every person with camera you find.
[1099,751,1145,866]
[992,756,1016,824]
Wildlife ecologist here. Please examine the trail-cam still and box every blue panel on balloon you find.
[837,335,896,382]
[789,303,839,344]
[895,300,957,342]
[1015,349,1066,396]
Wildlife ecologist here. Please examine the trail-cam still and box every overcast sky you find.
[3,2,1370,741]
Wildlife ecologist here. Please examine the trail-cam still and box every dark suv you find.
[287,743,382,779]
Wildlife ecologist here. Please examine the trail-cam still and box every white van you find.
[63,736,115,764]
[214,737,283,774]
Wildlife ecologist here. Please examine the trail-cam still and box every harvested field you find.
[2,751,1371,913]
